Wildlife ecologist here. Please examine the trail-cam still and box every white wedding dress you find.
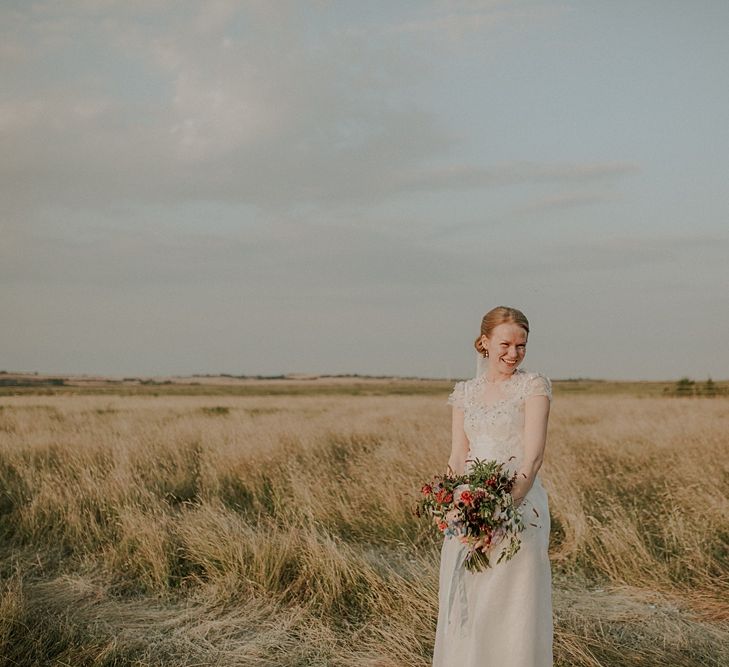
[433,367,553,667]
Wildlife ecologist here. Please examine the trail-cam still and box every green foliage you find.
[673,377,725,397]
[702,377,717,397]
[674,377,695,396]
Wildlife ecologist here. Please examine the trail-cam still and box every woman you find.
[432,306,554,667]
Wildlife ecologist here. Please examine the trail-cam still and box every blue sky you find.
[2,1,728,380]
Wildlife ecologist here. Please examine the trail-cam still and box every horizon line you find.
[0,370,725,384]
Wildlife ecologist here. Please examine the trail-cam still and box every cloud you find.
[0,1,457,214]
[511,234,729,275]
[385,0,565,44]
[393,161,638,192]
[0,1,593,219]
[510,191,616,215]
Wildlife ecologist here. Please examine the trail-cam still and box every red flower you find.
[460,490,474,505]
[437,520,448,531]
[435,489,453,504]
[421,484,432,495]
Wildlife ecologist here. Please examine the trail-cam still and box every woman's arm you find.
[511,393,550,507]
[448,406,470,475]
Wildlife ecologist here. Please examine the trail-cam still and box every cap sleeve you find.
[525,373,552,402]
[447,380,467,410]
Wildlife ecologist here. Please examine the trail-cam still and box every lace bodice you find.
[447,367,552,475]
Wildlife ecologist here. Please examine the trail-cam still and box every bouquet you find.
[415,458,526,572]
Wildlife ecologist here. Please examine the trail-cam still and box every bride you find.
[432,306,554,667]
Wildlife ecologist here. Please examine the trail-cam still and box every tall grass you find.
[0,390,727,666]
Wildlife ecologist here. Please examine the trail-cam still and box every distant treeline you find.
[0,377,66,387]
[0,371,726,395]
[670,377,725,397]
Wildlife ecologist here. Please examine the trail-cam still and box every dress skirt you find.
[432,476,553,667]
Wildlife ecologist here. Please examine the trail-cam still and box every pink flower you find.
[445,508,460,524]
[473,532,493,553]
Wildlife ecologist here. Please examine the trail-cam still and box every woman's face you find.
[481,322,527,373]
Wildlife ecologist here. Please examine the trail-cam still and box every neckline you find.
[475,367,525,384]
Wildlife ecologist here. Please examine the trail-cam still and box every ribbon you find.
[444,537,470,639]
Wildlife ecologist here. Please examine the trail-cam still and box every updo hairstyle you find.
[474,306,530,358]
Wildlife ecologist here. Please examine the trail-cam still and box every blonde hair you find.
[474,306,530,357]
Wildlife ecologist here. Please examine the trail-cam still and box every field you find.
[0,377,728,666]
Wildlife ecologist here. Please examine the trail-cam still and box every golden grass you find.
[0,388,727,666]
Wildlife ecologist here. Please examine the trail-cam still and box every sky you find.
[2,0,728,381]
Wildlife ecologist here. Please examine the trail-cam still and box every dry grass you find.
[0,387,727,666]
